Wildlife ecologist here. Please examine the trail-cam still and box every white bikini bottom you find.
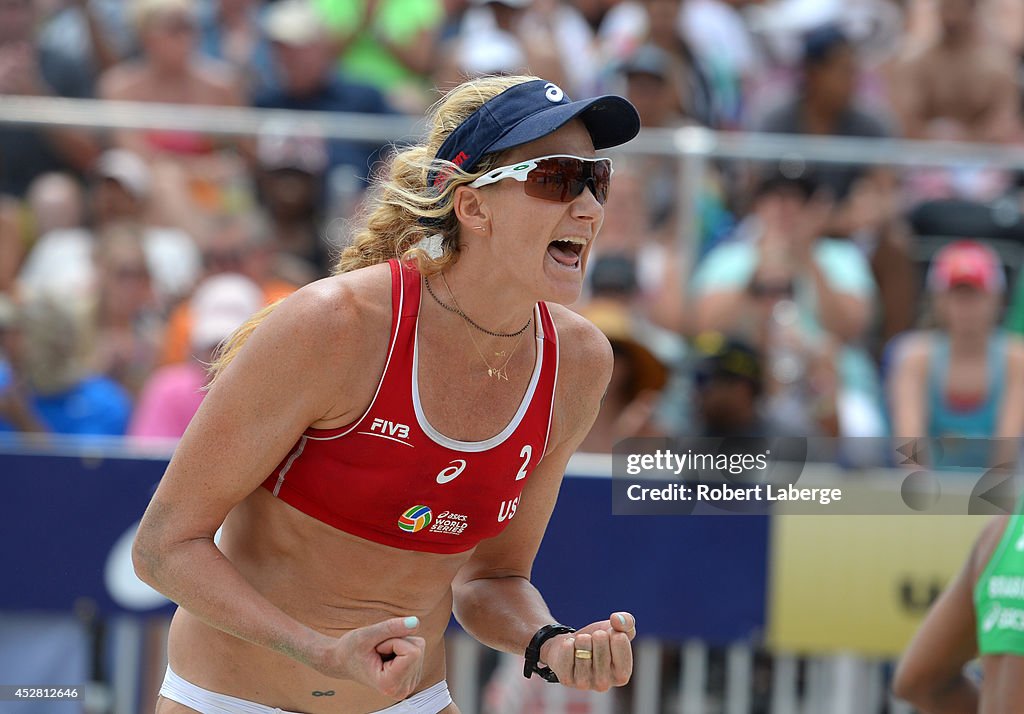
[158,664,453,714]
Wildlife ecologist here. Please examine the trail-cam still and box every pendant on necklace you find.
[488,367,509,381]
[494,350,507,358]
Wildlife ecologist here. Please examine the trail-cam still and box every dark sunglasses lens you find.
[524,158,611,204]
[524,158,580,202]
[592,160,611,204]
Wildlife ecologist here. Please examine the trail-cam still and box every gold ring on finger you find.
[574,649,593,660]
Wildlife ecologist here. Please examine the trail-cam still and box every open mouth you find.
[547,238,585,268]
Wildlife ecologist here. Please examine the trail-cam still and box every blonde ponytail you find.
[336,74,540,276]
[207,74,540,382]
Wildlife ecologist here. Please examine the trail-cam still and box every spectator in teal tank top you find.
[690,173,885,439]
[887,240,1024,469]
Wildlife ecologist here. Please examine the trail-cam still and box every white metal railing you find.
[123,624,915,714]
[413,635,911,714]
[4,95,1024,268]
[6,96,1024,169]
[0,96,424,144]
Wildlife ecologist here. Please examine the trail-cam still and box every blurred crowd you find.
[3,0,1024,464]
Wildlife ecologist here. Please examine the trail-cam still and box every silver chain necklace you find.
[424,274,533,338]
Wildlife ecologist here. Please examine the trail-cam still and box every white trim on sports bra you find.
[412,299,544,453]
[272,435,308,496]
[303,262,407,443]
[158,665,453,714]
[541,315,559,458]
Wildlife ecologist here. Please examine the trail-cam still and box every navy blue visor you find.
[428,79,640,191]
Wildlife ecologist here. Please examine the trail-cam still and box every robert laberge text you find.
[626,483,843,505]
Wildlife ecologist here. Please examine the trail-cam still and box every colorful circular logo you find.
[398,505,432,533]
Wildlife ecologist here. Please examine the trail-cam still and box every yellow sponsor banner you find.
[767,513,987,657]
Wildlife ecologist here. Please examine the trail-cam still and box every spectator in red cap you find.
[888,240,1024,467]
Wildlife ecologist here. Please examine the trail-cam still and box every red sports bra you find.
[260,259,559,554]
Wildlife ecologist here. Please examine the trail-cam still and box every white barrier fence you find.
[6,95,1024,271]
[102,620,911,714]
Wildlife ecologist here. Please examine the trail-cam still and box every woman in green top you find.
[894,512,1024,712]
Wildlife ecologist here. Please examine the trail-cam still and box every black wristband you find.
[524,623,576,682]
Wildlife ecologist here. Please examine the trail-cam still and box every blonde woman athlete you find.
[134,74,642,714]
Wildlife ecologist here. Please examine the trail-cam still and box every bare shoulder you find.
[270,262,389,340]
[893,44,931,74]
[970,515,1012,584]
[193,58,243,99]
[890,331,932,374]
[547,303,613,386]
[545,304,613,438]
[975,45,1018,77]
[260,263,393,362]
[289,262,392,316]
[1004,333,1024,369]
[193,262,395,440]
[98,61,146,99]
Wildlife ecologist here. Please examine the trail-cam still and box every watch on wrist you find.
[524,623,576,682]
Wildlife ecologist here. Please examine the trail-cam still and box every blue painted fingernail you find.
[404,616,419,629]
[616,614,627,626]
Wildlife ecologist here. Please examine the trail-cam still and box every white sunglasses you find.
[468,154,614,204]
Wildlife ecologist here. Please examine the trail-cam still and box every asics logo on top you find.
[358,418,413,447]
[436,459,467,484]
[430,510,469,536]
[544,83,564,102]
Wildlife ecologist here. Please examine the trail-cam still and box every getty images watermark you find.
[611,437,1024,516]
[625,447,841,505]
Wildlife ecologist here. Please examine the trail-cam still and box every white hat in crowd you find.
[258,119,329,175]
[132,0,198,30]
[189,273,264,352]
[96,149,152,201]
[263,0,326,46]
[457,30,527,77]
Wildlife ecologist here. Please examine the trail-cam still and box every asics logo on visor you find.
[468,154,614,204]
